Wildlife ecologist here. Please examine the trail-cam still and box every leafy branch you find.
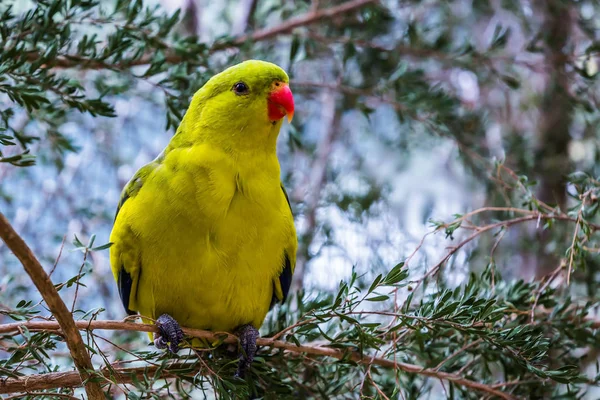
[0,319,529,399]
[22,0,378,71]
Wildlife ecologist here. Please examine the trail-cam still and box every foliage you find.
[1,0,600,399]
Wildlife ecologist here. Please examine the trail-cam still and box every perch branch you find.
[0,319,513,399]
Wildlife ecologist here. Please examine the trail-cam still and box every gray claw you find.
[235,324,259,378]
[155,314,184,354]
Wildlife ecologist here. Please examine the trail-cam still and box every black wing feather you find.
[113,162,157,315]
[118,267,137,315]
[271,184,294,307]
[279,253,293,302]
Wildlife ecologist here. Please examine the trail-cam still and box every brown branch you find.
[530,263,565,323]
[235,0,377,43]
[35,0,378,70]
[3,392,80,400]
[414,215,540,288]
[411,206,600,290]
[0,319,514,399]
[0,213,104,400]
[458,144,556,214]
[434,339,483,372]
[0,362,199,395]
[442,206,600,231]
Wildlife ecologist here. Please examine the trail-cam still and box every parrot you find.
[109,60,298,377]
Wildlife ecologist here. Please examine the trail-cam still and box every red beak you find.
[268,83,294,123]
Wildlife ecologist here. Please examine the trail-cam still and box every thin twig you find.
[491,379,546,388]
[3,392,81,400]
[71,249,89,313]
[412,210,600,290]
[367,369,391,400]
[0,213,103,400]
[48,235,66,277]
[458,143,555,213]
[434,339,483,372]
[270,317,318,341]
[530,263,564,324]
[413,215,542,289]
[489,227,507,290]
[566,199,585,284]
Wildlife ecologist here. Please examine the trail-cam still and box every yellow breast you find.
[113,144,295,331]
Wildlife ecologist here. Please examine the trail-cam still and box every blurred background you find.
[1,0,600,397]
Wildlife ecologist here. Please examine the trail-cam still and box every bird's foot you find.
[234,324,259,378]
[154,314,184,354]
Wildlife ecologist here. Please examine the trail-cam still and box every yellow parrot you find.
[109,60,297,376]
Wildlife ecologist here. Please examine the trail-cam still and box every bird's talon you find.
[155,314,184,354]
[154,335,168,350]
[235,324,259,378]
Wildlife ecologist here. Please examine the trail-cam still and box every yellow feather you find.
[109,60,297,333]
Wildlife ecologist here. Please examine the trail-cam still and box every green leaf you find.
[366,295,389,302]
[367,274,382,293]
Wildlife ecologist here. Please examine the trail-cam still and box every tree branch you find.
[3,392,80,400]
[0,213,104,400]
[35,0,378,70]
[0,319,514,399]
[411,208,600,289]
[234,0,377,43]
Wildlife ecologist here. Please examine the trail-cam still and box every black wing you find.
[113,161,159,315]
[278,252,294,303]
[271,184,295,307]
[118,267,136,315]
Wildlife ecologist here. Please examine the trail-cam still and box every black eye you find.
[233,82,249,95]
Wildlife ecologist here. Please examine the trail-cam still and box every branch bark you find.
[532,0,574,277]
[234,0,377,43]
[0,212,104,400]
[0,319,514,399]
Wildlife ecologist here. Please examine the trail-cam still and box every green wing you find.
[113,159,161,314]
[114,175,143,222]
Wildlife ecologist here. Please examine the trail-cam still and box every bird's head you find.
[177,60,295,153]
